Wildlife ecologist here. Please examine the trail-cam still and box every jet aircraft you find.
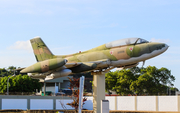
[20,37,169,80]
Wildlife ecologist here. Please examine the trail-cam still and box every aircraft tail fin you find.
[30,37,54,62]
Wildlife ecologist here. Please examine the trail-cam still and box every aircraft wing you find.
[65,62,82,68]
[64,59,113,74]
[20,58,111,74]
[65,59,110,68]
[89,59,111,70]
[90,59,110,65]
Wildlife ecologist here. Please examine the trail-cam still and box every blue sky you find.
[0,0,180,89]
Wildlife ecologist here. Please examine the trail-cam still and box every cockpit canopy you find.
[105,38,149,48]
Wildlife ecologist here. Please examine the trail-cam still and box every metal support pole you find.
[7,70,16,95]
[7,77,10,95]
[7,75,15,95]
[43,82,46,96]
[169,86,171,95]
[55,82,57,96]
[78,76,85,113]
[59,83,61,91]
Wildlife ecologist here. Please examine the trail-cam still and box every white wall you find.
[2,99,27,110]
[83,97,93,110]
[117,96,135,111]
[0,96,179,111]
[30,99,53,110]
[137,96,156,111]
[158,96,178,111]
[56,99,74,110]
[106,96,116,110]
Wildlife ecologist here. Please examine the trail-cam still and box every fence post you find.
[135,96,137,111]
[115,96,117,110]
[178,96,180,112]
[0,98,2,110]
[53,98,56,110]
[156,96,158,111]
[27,98,30,110]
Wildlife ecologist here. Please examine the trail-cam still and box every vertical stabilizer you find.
[30,37,54,62]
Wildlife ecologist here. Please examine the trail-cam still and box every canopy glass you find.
[106,38,149,48]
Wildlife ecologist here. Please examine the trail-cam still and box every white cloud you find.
[150,38,170,43]
[8,41,32,52]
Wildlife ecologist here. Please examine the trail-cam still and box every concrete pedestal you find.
[92,72,106,113]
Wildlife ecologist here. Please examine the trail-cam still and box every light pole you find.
[7,71,15,95]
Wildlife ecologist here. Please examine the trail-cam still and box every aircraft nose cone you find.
[149,42,169,53]
[165,44,169,49]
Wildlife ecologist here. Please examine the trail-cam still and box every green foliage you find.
[0,66,25,77]
[0,66,42,94]
[0,68,8,77]
[0,66,16,77]
[106,69,138,95]
[0,75,42,94]
[105,66,177,96]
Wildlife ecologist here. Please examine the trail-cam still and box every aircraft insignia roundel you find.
[110,51,113,55]
[129,47,133,51]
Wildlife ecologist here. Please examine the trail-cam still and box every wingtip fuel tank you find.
[20,58,67,73]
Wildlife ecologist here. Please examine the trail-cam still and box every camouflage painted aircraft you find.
[20,37,168,80]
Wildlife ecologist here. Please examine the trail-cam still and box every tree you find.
[105,69,137,95]
[130,66,175,95]
[0,68,8,77]
[0,66,42,94]
[11,75,42,92]
[130,73,157,95]
[105,66,177,95]
[0,75,42,94]
[105,71,118,95]
[67,77,87,112]
[0,66,17,77]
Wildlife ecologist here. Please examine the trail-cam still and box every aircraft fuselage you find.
[20,37,168,80]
